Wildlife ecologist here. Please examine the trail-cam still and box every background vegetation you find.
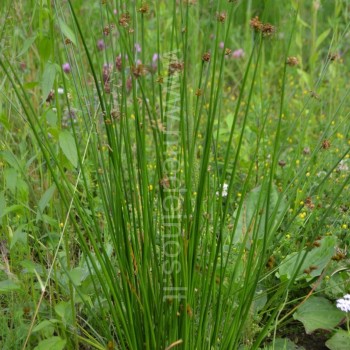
[1,0,350,349]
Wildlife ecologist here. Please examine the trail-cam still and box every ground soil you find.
[276,321,331,350]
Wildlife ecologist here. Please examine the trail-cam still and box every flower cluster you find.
[250,16,275,36]
[336,294,350,312]
[216,183,229,197]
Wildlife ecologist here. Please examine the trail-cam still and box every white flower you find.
[336,294,350,312]
[216,183,229,197]
[57,88,64,94]
[337,160,349,172]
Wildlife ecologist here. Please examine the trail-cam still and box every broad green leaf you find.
[4,167,17,193]
[46,109,57,127]
[17,178,29,200]
[265,338,304,350]
[316,29,331,49]
[326,330,350,350]
[68,267,84,286]
[277,236,336,281]
[24,81,39,89]
[1,150,21,170]
[59,131,78,168]
[297,69,311,89]
[0,191,5,218]
[37,35,52,63]
[0,279,21,292]
[17,34,37,57]
[293,296,344,334]
[34,336,66,350]
[297,14,310,28]
[10,230,27,250]
[32,319,60,333]
[253,287,267,312]
[55,300,73,326]
[38,184,56,214]
[21,260,44,275]
[0,204,23,219]
[58,18,77,46]
[42,62,57,101]
[231,185,288,247]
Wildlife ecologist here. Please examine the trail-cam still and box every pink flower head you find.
[97,39,105,51]
[135,43,141,53]
[152,53,159,63]
[232,49,245,59]
[219,42,225,49]
[62,63,71,73]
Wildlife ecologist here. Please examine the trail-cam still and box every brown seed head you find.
[202,52,211,62]
[217,12,226,23]
[225,48,232,55]
[195,89,202,96]
[119,12,131,27]
[322,139,331,149]
[132,64,147,78]
[286,56,299,67]
[250,16,263,32]
[168,61,184,75]
[64,38,72,45]
[115,55,123,72]
[186,304,193,318]
[261,23,275,36]
[102,64,113,84]
[139,2,149,14]
[278,160,286,168]
[328,53,339,61]
[160,176,170,188]
[46,90,55,103]
[305,197,315,210]
[111,109,121,120]
[104,82,111,94]
[103,26,110,36]
[303,147,311,155]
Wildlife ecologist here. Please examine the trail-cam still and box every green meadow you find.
[1,1,350,349]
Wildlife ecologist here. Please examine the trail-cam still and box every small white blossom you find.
[337,160,349,172]
[216,183,229,197]
[57,87,65,94]
[336,294,350,312]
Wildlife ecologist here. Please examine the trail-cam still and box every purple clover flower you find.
[97,39,105,51]
[135,43,141,53]
[62,63,71,73]
[232,49,245,59]
[152,53,159,63]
